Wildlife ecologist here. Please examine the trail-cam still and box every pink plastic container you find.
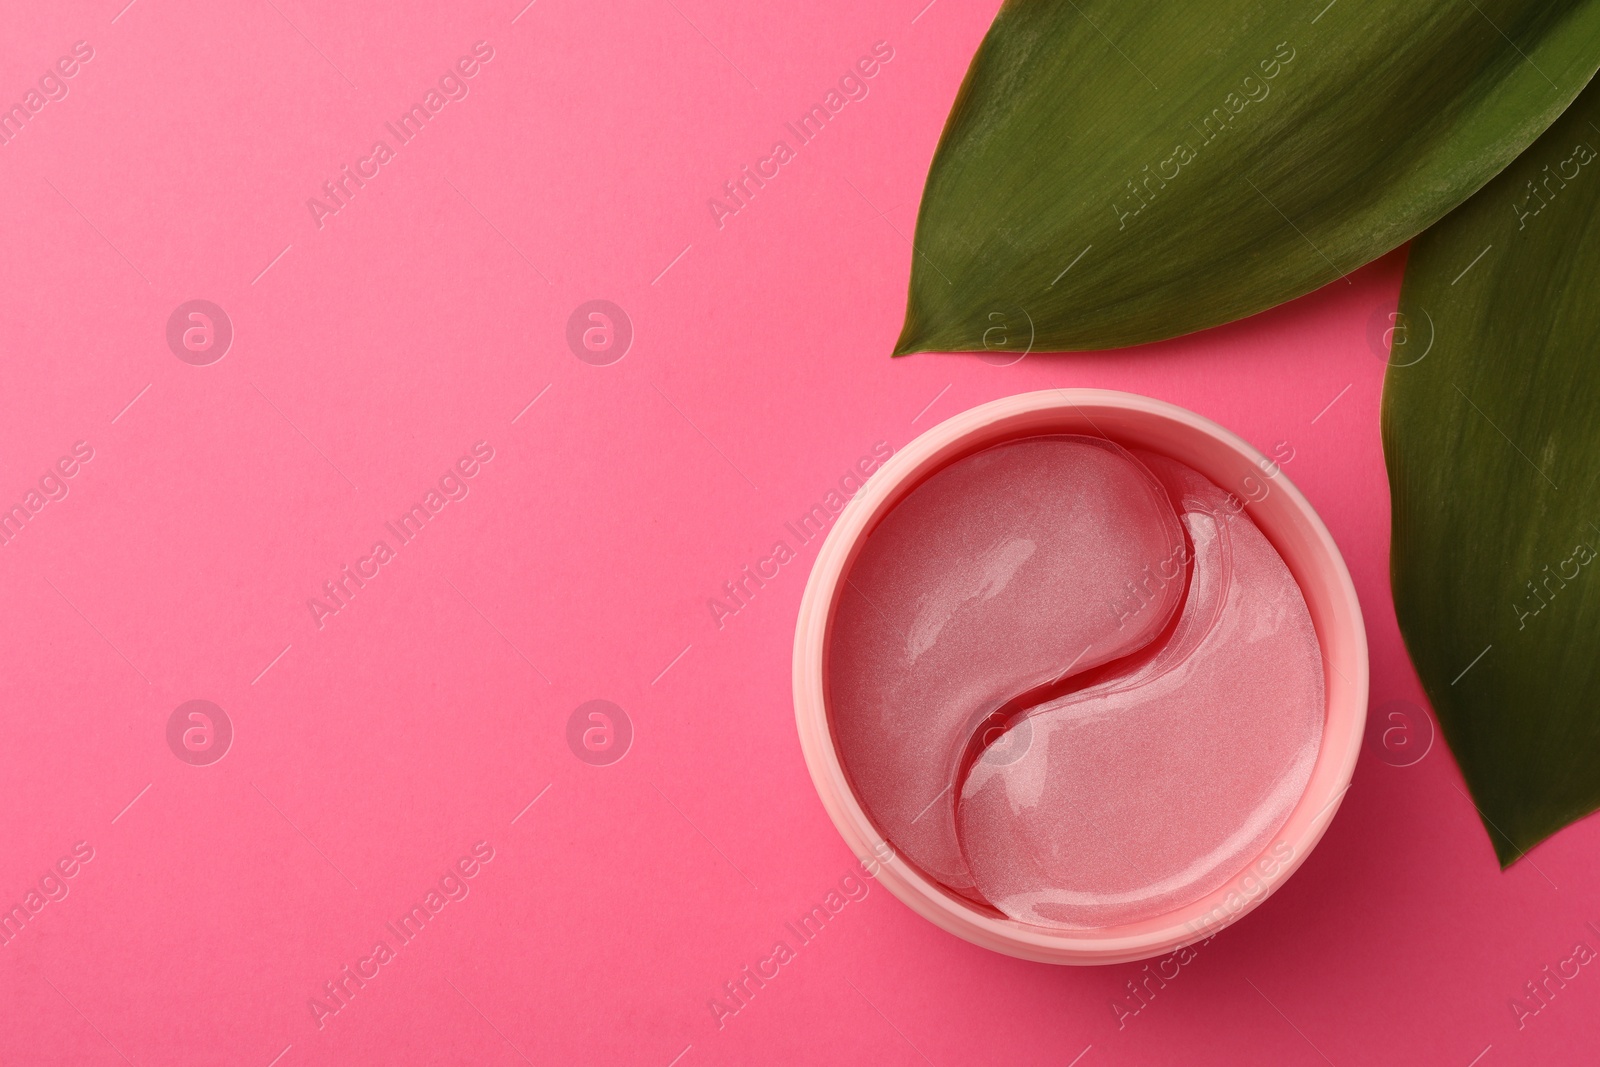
[792,389,1368,964]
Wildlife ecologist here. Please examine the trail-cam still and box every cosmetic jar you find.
[793,389,1367,964]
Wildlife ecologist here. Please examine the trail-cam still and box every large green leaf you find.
[895,0,1600,355]
[1384,77,1600,866]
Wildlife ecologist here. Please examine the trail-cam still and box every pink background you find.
[2,1,1597,1064]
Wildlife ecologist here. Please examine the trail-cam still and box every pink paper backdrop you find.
[2,1,1597,1064]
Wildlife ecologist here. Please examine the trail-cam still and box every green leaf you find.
[895,0,1600,355]
[1384,76,1600,866]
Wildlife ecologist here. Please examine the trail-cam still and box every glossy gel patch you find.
[957,454,1323,927]
[827,436,1187,890]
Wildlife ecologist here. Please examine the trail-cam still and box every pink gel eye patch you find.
[827,436,1188,891]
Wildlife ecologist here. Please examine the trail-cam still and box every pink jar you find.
[792,389,1367,964]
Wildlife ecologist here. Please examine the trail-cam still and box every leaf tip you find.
[891,320,927,358]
